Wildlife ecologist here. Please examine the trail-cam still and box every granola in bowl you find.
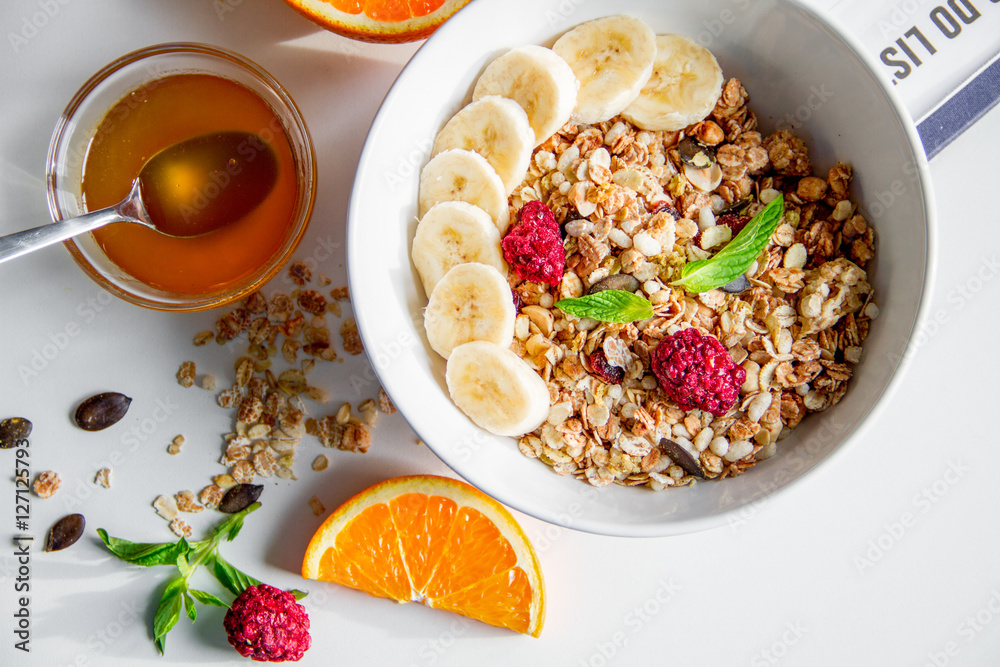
[410,14,881,493]
[506,101,877,490]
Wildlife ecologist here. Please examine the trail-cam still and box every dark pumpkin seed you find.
[45,513,85,552]
[0,417,32,449]
[218,483,263,514]
[587,274,641,295]
[677,137,715,169]
[74,392,132,431]
[719,196,752,216]
[719,274,752,294]
[659,438,706,480]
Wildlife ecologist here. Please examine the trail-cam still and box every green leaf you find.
[209,502,260,543]
[209,553,263,597]
[673,194,785,293]
[555,289,654,323]
[97,529,186,568]
[189,589,230,609]
[183,592,197,622]
[289,589,308,601]
[153,578,186,655]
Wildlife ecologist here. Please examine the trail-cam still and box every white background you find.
[0,0,998,665]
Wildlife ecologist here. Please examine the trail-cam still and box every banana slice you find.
[411,201,505,297]
[418,149,510,234]
[473,44,579,146]
[424,263,515,359]
[446,341,550,437]
[431,95,534,195]
[552,15,657,125]
[622,34,724,131]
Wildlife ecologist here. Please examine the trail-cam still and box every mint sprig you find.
[97,502,305,655]
[555,289,654,323]
[672,194,785,293]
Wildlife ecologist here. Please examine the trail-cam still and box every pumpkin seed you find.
[659,438,706,480]
[677,136,715,169]
[719,274,752,294]
[0,417,32,449]
[218,483,263,514]
[45,513,85,552]
[587,274,641,295]
[74,393,132,431]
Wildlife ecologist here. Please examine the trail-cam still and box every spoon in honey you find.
[0,131,278,264]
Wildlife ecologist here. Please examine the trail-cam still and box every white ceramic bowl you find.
[348,0,935,536]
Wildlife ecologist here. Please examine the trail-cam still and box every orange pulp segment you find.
[301,475,545,636]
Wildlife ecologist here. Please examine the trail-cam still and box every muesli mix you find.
[414,15,878,491]
[508,97,877,490]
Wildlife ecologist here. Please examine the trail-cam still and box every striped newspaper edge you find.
[916,49,1000,160]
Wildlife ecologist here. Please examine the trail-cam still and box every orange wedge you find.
[301,475,545,636]
[281,0,473,44]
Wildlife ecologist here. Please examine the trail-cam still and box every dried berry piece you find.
[587,274,640,295]
[45,513,85,552]
[652,328,745,417]
[74,392,132,431]
[0,417,32,449]
[219,483,263,514]
[587,350,625,385]
[659,438,706,480]
[716,213,750,236]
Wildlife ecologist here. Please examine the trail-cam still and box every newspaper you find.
[822,0,1000,158]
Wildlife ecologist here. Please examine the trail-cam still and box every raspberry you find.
[588,349,624,385]
[651,328,745,417]
[224,584,311,662]
[502,201,565,287]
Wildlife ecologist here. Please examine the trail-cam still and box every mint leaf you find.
[673,194,785,293]
[189,589,230,609]
[555,289,653,323]
[97,529,187,567]
[183,592,197,622]
[153,578,185,655]
[209,553,264,597]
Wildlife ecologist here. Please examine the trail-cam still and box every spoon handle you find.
[0,206,128,265]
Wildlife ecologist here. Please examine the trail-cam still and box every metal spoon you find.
[0,131,278,265]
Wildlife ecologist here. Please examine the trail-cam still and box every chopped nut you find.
[193,330,214,346]
[308,496,326,517]
[311,454,329,471]
[168,435,185,455]
[154,494,179,521]
[94,468,112,489]
[201,375,217,391]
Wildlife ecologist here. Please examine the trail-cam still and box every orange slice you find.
[281,0,473,43]
[301,475,545,636]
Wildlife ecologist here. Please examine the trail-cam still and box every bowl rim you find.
[45,41,317,312]
[347,0,938,537]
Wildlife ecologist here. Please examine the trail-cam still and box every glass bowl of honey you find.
[46,43,316,311]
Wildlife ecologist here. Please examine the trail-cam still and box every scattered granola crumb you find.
[330,286,350,301]
[335,403,351,426]
[193,330,214,346]
[288,260,312,286]
[378,387,396,414]
[33,471,60,499]
[154,494,179,521]
[200,485,224,509]
[94,468,112,489]
[308,496,326,517]
[340,319,363,355]
[175,490,204,513]
[177,361,196,388]
[202,375,217,391]
[341,424,371,453]
[168,435,185,455]
[169,518,192,538]
[311,455,329,472]
[357,399,378,427]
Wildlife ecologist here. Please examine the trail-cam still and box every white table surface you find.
[1,1,998,665]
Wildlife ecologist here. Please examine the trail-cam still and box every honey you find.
[81,73,300,295]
